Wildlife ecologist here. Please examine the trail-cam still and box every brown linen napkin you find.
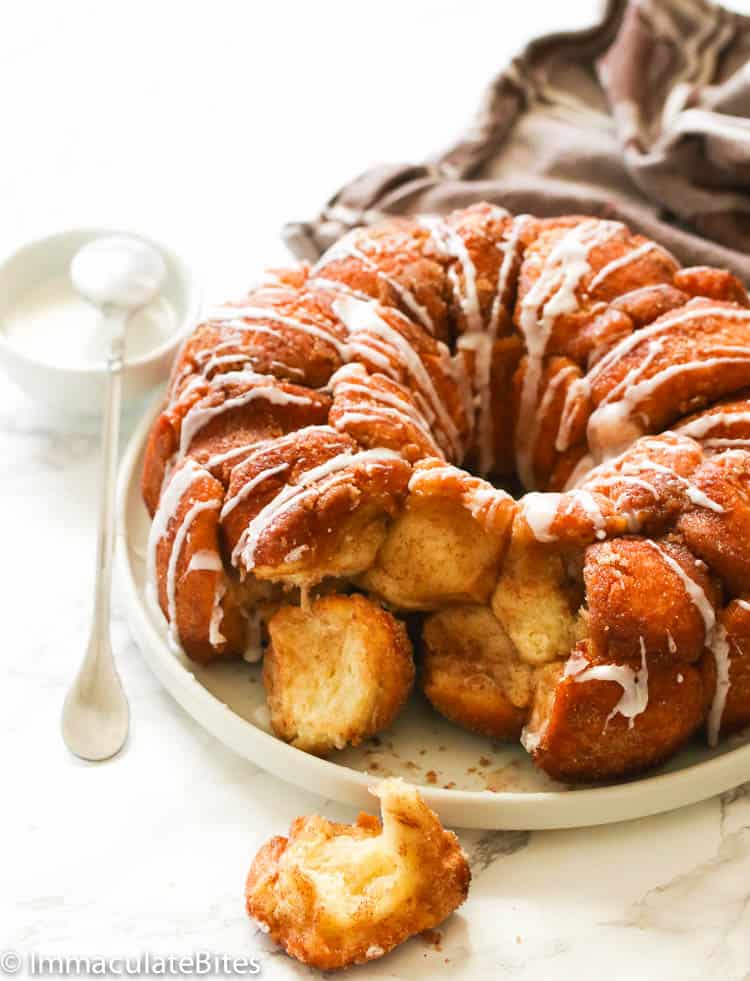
[285,0,750,281]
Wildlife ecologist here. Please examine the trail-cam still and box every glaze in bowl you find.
[0,228,201,414]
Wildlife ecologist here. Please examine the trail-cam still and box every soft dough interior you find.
[361,498,508,609]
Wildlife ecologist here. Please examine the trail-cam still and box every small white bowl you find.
[0,228,201,414]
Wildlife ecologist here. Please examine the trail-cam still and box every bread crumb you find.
[421,929,442,950]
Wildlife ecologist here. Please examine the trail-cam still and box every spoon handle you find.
[61,311,130,760]
[90,316,125,641]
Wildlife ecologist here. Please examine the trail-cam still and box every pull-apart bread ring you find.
[143,204,750,782]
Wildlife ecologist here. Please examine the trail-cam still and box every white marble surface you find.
[2,2,750,978]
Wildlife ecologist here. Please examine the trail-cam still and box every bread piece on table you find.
[245,778,470,971]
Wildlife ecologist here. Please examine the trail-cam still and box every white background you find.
[0,0,608,296]
[2,3,750,980]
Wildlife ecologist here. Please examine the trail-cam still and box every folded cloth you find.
[285,0,750,281]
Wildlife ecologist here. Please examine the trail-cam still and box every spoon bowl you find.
[70,235,167,311]
[62,634,130,762]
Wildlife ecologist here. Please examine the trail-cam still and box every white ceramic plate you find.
[117,399,750,829]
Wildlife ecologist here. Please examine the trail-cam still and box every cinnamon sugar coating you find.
[525,649,709,783]
[245,779,470,970]
[142,205,750,781]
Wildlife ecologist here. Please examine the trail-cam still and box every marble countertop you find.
[2,1,749,978]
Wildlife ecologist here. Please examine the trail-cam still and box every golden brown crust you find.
[460,333,525,476]
[311,219,454,341]
[422,606,531,739]
[245,779,470,970]
[142,204,750,781]
[222,426,411,586]
[264,595,414,753]
[675,389,750,452]
[328,362,444,462]
[673,266,749,306]
[708,600,750,736]
[439,203,519,337]
[579,432,707,535]
[610,283,689,331]
[525,646,709,782]
[514,355,591,488]
[584,537,720,664]
[169,289,345,394]
[588,299,750,448]
[141,372,331,516]
[514,220,679,364]
[149,461,246,661]
[678,448,750,594]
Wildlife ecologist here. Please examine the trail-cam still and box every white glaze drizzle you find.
[204,305,347,354]
[146,459,204,593]
[407,463,512,530]
[589,349,750,463]
[329,362,442,457]
[146,460,230,654]
[515,219,623,487]
[555,375,590,453]
[178,372,315,458]
[564,489,607,539]
[530,363,580,467]
[587,241,673,292]
[522,492,563,542]
[588,473,659,498]
[707,625,731,748]
[563,453,596,490]
[314,229,436,333]
[455,213,529,474]
[220,463,290,519]
[208,580,226,648]
[642,539,732,742]
[677,410,750,439]
[242,607,265,663]
[164,499,221,651]
[586,306,750,391]
[233,447,402,569]
[565,641,649,728]
[331,295,462,457]
[457,332,493,473]
[187,550,224,572]
[205,424,327,474]
[418,215,484,334]
[583,471,656,530]
[488,214,529,338]
[644,540,716,635]
[636,460,723,512]
[309,277,373,303]
[704,438,750,448]
[520,722,547,754]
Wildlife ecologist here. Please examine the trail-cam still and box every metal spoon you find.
[62,235,167,761]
